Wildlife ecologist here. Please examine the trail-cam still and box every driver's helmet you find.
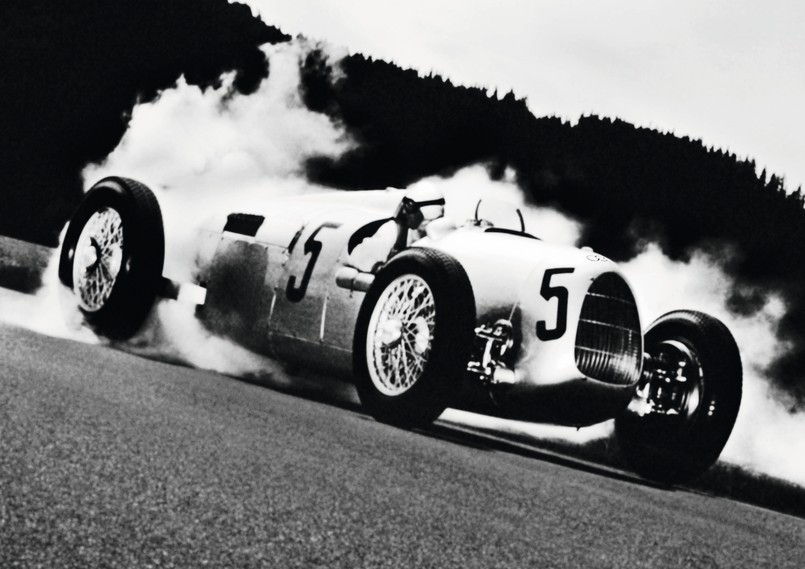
[395,184,446,230]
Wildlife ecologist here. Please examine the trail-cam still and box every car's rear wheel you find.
[59,177,164,340]
[354,248,475,428]
[615,310,742,483]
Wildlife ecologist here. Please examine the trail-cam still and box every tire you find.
[353,247,476,428]
[59,177,165,340]
[615,310,742,483]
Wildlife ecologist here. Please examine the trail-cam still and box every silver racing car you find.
[58,177,743,483]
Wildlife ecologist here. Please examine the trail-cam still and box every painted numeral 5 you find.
[286,222,341,302]
[536,267,575,341]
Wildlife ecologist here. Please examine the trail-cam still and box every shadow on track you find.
[227,361,672,491]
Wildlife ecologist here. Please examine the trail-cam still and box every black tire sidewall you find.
[59,177,164,339]
[616,310,742,482]
[353,248,475,428]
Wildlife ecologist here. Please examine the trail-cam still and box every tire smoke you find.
[0,239,99,345]
[621,245,803,486]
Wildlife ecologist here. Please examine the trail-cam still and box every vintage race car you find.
[58,177,743,483]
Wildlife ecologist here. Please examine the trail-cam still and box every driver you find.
[347,185,452,273]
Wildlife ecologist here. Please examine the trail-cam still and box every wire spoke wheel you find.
[366,274,436,396]
[59,177,164,339]
[353,247,476,428]
[72,208,124,312]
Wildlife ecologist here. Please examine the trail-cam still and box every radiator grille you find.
[574,273,642,385]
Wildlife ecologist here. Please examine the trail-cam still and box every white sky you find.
[242,0,805,191]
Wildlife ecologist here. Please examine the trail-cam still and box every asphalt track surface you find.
[2,325,804,568]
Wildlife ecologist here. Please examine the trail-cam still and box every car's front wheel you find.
[353,248,475,428]
[59,177,165,340]
[615,310,742,483]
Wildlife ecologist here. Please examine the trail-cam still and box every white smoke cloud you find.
[408,165,583,246]
[621,245,805,486]
[87,41,351,188]
[85,39,353,283]
[0,242,100,345]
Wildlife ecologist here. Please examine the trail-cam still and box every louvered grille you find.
[574,273,642,385]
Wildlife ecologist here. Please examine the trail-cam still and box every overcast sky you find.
[243,0,805,191]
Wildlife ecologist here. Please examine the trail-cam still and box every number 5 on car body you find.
[536,267,575,341]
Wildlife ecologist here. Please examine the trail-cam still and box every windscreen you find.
[473,198,527,233]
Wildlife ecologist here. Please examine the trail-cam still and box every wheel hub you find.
[72,207,124,312]
[366,274,436,396]
[633,339,703,419]
[79,238,100,271]
[379,319,403,347]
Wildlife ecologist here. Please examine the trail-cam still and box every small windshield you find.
[473,198,526,232]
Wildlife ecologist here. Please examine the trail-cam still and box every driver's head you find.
[395,184,446,230]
